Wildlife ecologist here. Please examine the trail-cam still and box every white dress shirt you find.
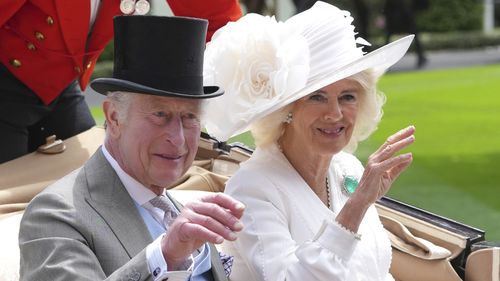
[89,0,100,31]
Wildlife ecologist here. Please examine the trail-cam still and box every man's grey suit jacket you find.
[19,148,228,281]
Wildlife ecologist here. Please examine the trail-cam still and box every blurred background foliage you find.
[93,0,500,79]
[416,0,483,32]
[296,0,491,32]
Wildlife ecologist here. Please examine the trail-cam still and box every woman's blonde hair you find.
[250,69,385,153]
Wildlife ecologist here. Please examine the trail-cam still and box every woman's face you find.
[283,78,362,156]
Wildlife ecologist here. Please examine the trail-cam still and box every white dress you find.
[223,144,394,281]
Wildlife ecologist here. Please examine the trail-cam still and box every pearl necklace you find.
[326,177,331,209]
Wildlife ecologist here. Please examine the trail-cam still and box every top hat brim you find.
[90,78,224,99]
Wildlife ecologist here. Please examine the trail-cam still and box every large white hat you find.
[203,1,414,141]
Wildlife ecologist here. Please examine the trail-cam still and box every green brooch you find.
[342,175,359,195]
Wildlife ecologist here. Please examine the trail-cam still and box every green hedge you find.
[422,30,500,49]
[92,60,113,79]
[93,41,114,79]
[417,0,483,32]
[97,41,114,62]
[331,0,485,33]
[369,29,500,51]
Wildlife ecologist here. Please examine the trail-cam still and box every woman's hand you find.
[355,125,415,205]
[336,125,415,233]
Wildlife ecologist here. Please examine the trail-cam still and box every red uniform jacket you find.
[0,0,242,105]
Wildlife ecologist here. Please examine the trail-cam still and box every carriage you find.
[0,127,498,281]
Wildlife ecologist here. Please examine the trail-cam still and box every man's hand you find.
[161,193,245,269]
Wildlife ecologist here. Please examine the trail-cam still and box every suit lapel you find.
[54,0,120,68]
[86,0,122,53]
[84,149,152,258]
[165,192,228,281]
[209,243,229,281]
[54,0,89,66]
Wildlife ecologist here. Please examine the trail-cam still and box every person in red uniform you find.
[0,0,242,164]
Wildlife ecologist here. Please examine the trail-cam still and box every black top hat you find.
[90,16,223,99]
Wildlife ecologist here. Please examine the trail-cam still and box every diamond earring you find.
[284,112,293,124]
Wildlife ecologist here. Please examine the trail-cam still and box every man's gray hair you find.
[106,91,135,121]
[250,69,385,153]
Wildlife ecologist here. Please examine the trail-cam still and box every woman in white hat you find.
[203,2,415,280]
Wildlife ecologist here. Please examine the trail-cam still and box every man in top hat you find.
[18,15,244,281]
[0,0,242,164]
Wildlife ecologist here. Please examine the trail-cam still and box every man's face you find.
[108,94,202,190]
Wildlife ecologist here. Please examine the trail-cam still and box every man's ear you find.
[103,100,120,138]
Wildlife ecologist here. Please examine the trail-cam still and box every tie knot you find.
[149,195,175,213]
[149,195,179,227]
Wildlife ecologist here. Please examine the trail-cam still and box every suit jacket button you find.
[74,66,81,74]
[27,42,36,51]
[86,61,92,69]
[10,59,22,68]
[35,31,45,41]
[46,16,54,25]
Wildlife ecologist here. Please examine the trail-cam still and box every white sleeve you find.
[146,234,193,281]
[226,174,360,281]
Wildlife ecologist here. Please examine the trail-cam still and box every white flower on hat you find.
[204,13,310,141]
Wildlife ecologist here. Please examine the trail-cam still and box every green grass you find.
[365,64,500,241]
[90,64,500,241]
[90,107,104,126]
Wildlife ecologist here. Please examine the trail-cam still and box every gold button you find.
[74,66,81,74]
[35,31,45,41]
[27,42,36,51]
[46,16,54,25]
[10,59,22,68]
[86,61,92,69]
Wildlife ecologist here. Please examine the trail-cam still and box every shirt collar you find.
[101,145,161,206]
